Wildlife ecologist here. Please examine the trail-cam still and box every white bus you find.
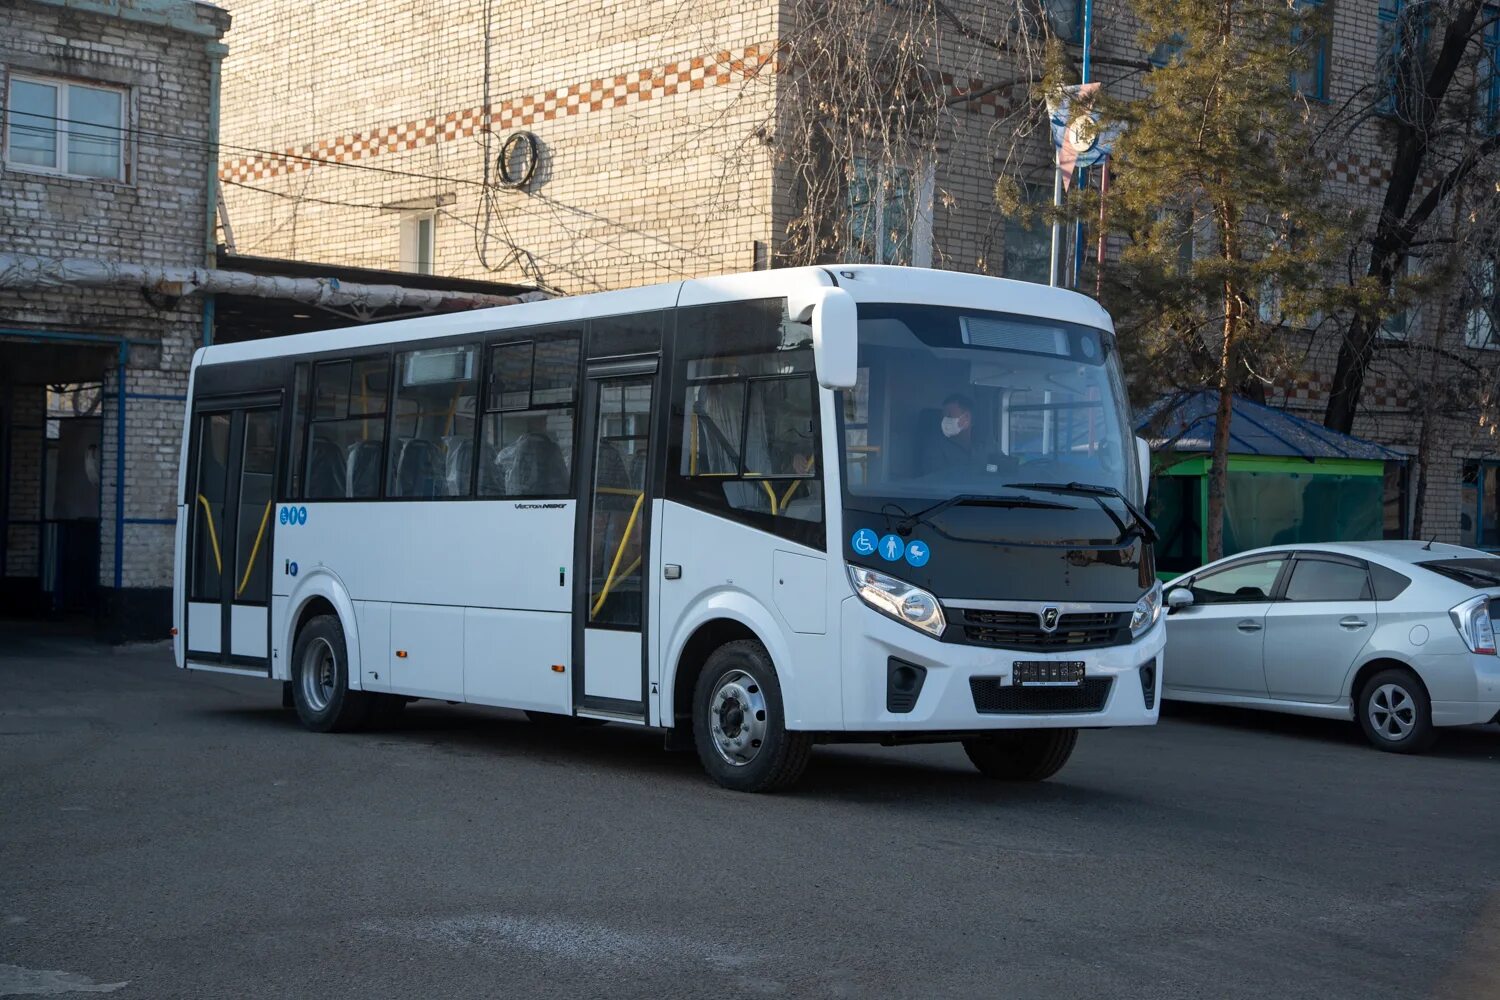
[174,265,1164,791]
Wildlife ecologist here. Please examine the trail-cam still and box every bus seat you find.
[345,439,383,498]
[592,439,631,492]
[478,439,507,496]
[306,436,347,499]
[443,435,473,496]
[507,433,569,496]
[395,438,443,498]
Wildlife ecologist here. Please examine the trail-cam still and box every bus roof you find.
[194,265,1113,368]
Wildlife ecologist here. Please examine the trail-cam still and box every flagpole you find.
[1071,0,1095,290]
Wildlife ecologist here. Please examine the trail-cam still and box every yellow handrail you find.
[195,493,222,574]
[760,481,780,515]
[590,491,645,619]
[235,500,274,597]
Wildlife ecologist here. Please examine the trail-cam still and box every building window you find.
[1291,0,1331,102]
[1465,253,1498,349]
[847,157,932,267]
[3,74,127,180]
[1379,256,1413,341]
[1482,4,1500,132]
[1001,183,1051,284]
[1461,460,1500,549]
[1377,0,1427,117]
[399,213,436,274]
[1043,0,1083,42]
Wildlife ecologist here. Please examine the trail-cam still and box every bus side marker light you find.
[395,650,408,659]
[552,664,565,673]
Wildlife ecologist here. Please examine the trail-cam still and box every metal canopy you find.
[1137,390,1405,462]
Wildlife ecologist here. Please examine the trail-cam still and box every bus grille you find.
[952,609,1129,652]
[969,677,1114,714]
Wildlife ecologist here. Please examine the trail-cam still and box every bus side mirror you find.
[1136,436,1151,502]
[790,286,858,390]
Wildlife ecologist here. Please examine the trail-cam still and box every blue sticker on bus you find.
[297,506,308,525]
[905,540,930,567]
[850,528,878,557]
[279,507,290,525]
[877,533,905,562]
[289,561,298,577]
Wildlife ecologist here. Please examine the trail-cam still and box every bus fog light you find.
[847,564,945,637]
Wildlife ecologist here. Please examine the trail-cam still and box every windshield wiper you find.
[893,492,1073,536]
[1006,481,1158,543]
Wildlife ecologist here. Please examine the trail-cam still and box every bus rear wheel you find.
[291,614,369,733]
[962,729,1078,781]
[692,640,812,793]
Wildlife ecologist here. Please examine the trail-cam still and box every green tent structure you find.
[1137,391,1406,577]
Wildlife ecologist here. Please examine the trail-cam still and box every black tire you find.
[962,729,1078,781]
[692,639,812,793]
[1356,667,1437,753]
[290,614,370,732]
[366,694,409,730]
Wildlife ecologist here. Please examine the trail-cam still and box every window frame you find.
[1279,553,1374,603]
[399,212,437,275]
[1481,2,1500,133]
[666,299,826,549]
[476,325,583,500]
[1177,554,1291,606]
[846,156,934,268]
[301,352,393,502]
[1462,459,1500,550]
[3,71,130,182]
[387,342,482,499]
[1290,0,1332,103]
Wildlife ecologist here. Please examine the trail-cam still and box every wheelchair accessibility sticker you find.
[852,528,931,567]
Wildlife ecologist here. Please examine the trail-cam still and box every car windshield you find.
[839,303,1138,504]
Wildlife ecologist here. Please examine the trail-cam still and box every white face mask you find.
[941,416,964,438]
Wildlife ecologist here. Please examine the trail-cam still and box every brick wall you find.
[0,0,228,628]
[217,0,781,294]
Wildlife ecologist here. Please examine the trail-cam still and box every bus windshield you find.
[840,304,1138,505]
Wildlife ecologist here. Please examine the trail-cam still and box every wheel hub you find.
[1369,683,1415,740]
[300,637,337,713]
[708,669,768,767]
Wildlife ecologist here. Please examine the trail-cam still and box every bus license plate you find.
[1012,661,1085,686]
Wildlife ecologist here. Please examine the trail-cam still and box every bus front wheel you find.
[692,640,812,793]
[291,614,370,733]
[962,729,1078,781]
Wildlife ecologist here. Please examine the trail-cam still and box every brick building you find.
[1,0,231,635]
[209,0,1499,550]
[0,0,530,637]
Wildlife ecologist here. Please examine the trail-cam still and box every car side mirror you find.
[1167,587,1194,611]
[789,286,858,390]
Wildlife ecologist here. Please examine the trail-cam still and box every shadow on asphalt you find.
[197,702,1148,805]
[1162,700,1500,761]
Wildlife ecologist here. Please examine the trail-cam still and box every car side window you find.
[1189,558,1286,604]
[1282,558,1372,602]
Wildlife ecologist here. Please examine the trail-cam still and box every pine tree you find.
[1103,0,1342,561]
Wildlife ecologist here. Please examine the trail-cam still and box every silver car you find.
[1162,540,1500,752]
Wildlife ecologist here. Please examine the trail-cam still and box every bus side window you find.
[388,344,479,499]
[305,356,389,500]
[478,327,580,498]
[668,299,824,542]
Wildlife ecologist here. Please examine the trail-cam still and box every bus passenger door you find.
[574,362,657,719]
[184,397,280,672]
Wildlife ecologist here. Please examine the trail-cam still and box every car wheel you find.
[1357,668,1436,753]
[962,729,1078,781]
[291,614,370,733]
[692,640,812,793]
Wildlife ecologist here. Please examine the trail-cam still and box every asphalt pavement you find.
[2,628,1498,999]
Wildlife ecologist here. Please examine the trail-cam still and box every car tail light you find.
[1449,595,1497,655]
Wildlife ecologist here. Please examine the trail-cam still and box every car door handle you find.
[1236,620,1263,633]
[1338,617,1368,630]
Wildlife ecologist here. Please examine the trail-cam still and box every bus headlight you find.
[1131,582,1162,638]
[847,564,946,638]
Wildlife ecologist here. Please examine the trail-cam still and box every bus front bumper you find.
[836,597,1165,732]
